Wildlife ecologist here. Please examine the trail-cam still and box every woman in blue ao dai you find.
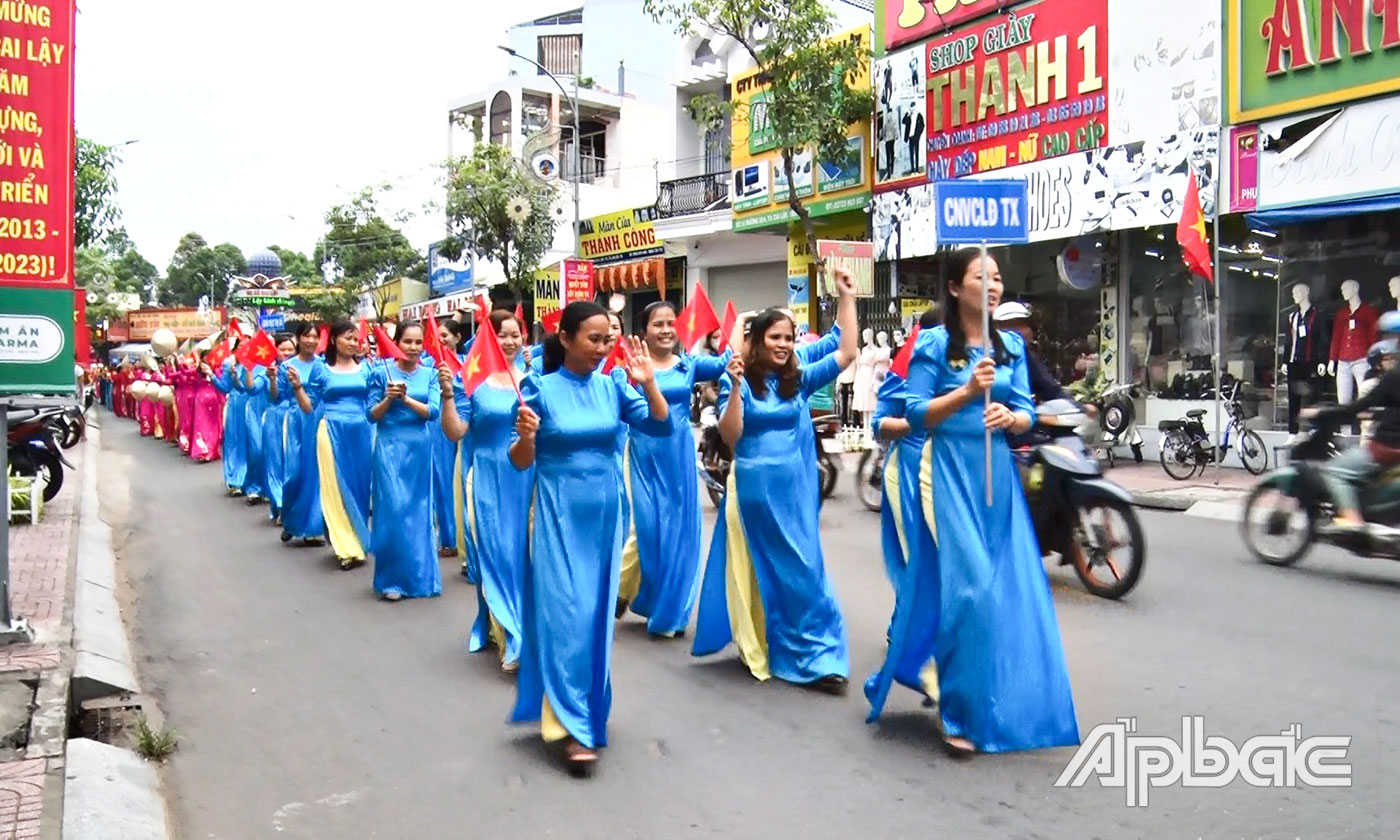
[431,320,467,558]
[241,352,272,503]
[289,322,373,571]
[508,302,670,769]
[616,301,730,637]
[440,310,532,670]
[254,334,296,524]
[211,357,249,495]
[278,322,327,546]
[865,248,1078,756]
[691,270,860,693]
[367,322,442,601]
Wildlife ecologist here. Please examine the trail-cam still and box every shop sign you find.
[731,25,874,232]
[1228,125,1260,213]
[901,298,935,319]
[562,258,595,304]
[1226,0,1400,123]
[933,178,1031,244]
[0,0,77,395]
[127,307,225,341]
[399,290,479,322]
[1256,97,1400,210]
[878,0,1005,53]
[925,0,1110,179]
[577,206,663,267]
[873,128,1218,261]
[428,240,474,296]
[816,240,876,297]
[533,270,561,321]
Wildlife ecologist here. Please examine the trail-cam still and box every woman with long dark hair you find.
[692,270,859,692]
[440,310,532,669]
[508,301,669,768]
[256,333,297,524]
[278,322,327,546]
[290,321,373,570]
[616,300,730,637]
[211,348,250,495]
[866,247,1078,755]
[366,322,442,600]
[192,353,225,463]
[241,347,272,503]
[432,318,467,559]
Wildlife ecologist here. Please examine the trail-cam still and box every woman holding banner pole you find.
[279,322,327,546]
[864,247,1078,756]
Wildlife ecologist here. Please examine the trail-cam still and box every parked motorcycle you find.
[812,413,841,501]
[48,404,86,449]
[855,436,889,512]
[7,406,73,502]
[1241,414,1400,566]
[1016,399,1146,599]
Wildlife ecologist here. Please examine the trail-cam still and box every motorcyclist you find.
[993,302,1095,449]
[1307,337,1400,531]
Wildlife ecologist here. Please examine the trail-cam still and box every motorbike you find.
[812,412,841,501]
[7,406,74,502]
[695,405,841,508]
[1015,398,1146,599]
[855,435,889,512]
[1241,414,1400,566]
[48,404,86,449]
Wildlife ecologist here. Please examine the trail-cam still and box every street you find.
[101,418,1399,839]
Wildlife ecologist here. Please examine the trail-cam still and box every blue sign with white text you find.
[258,310,286,332]
[428,241,475,297]
[933,179,1030,246]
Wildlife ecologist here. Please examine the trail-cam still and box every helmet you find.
[993,301,1031,323]
[1378,310,1400,336]
[1367,338,1400,365]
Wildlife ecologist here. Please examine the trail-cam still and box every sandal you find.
[941,736,976,758]
[562,739,597,766]
[811,675,848,696]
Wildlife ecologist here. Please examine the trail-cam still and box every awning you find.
[1247,192,1400,230]
[595,257,667,294]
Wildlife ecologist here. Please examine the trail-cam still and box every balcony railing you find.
[657,171,731,218]
[561,152,608,185]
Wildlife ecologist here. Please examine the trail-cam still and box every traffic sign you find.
[933,179,1030,246]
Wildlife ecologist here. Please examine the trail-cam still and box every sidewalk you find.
[1110,461,1254,522]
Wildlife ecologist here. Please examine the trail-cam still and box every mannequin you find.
[837,328,861,424]
[1282,283,1327,438]
[872,330,893,389]
[852,328,880,426]
[1330,279,1378,431]
[1390,275,1400,309]
[892,329,906,358]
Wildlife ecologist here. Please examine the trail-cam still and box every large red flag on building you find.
[1176,169,1214,283]
[460,317,518,399]
[676,283,721,350]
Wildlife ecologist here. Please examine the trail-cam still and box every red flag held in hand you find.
[890,325,921,379]
[315,324,329,354]
[541,309,562,334]
[357,318,370,352]
[718,300,738,351]
[204,336,235,370]
[372,323,408,361]
[675,283,721,350]
[514,303,525,324]
[422,313,463,377]
[234,329,278,369]
[601,337,635,377]
[460,316,516,399]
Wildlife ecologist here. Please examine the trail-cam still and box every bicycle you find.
[1157,381,1268,479]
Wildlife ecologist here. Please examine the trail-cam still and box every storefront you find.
[1222,0,1400,438]
[579,205,680,332]
[728,24,875,333]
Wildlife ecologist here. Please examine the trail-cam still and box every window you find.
[538,34,581,77]
[489,92,512,146]
[692,39,714,66]
[532,9,582,25]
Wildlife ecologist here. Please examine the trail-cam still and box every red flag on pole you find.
[460,317,518,400]
[601,337,635,376]
[1176,168,1214,284]
[718,300,738,351]
[357,318,370,353]
[234,330,278,369]
[204,335,235,370]
[541,309,562,334]
[675,283,722,350]
[371,323,408,361]
[889,325,921,379]
[514,303,525,323]
[421,313,463,377]
[315,324,329,354]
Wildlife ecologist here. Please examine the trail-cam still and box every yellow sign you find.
[534,267,561,320]
[901,298,935,320]
[731,25,874,233]
[127,308,224,341]
[576,206,664,266]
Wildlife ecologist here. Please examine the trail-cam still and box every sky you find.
[75,0,578,268]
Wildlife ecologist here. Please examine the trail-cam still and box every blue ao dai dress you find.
[279,356,327,541]
[865,326,1079,753]
[213,361,249,492]
[256,365,291,519]
[242,365,270,499]
[367,362,442,598]
[617,353,728,636]
[462,381,534,665]
[510,368,670,748]
[870,372,923,590]
[692,353,850,684]
[309,362,374,562]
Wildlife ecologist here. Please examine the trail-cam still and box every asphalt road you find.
[99,416,1399,839]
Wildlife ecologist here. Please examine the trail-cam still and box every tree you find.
[266,245,323,288]
[299,288,362,325]
[74,136,123,249]
[76,229,160,327]
[162,233,247,307]
[646,0,871,272]
[441,142,562,295]
[317,186,424,321]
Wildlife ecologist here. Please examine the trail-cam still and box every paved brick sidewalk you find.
[1,441,83,840]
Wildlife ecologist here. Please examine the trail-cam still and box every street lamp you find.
[498,45,581,255]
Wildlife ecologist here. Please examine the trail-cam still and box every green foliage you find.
[135,715,178,761]
[299,288,361,325]
[441,142,561,295]
[646,0,872,267]
[76,228,161,326]
[74,136,123,249]
[317,186,424,320]
[162,233,247,307]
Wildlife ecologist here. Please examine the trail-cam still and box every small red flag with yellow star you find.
[676,283,721,351]
[234,329,278,369]
[460,316,518,400]
[1176,169,1213,284]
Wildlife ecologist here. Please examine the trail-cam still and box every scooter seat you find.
[1186,409,1207,420]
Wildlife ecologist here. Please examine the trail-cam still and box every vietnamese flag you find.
[890,325,921,379]
[422,313,462,377]
[601,336,635,377]
[357,318,370,352]
[235,329,279,369]
[514,303,525,324]
[1176,169,1214,283]
[541,309,562,334]
[204,336,234,370]
[460,315,518,400]
[315,324,329,354]
[718,300,738,351]
[675,283,721,350]
[372,323,408,361]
